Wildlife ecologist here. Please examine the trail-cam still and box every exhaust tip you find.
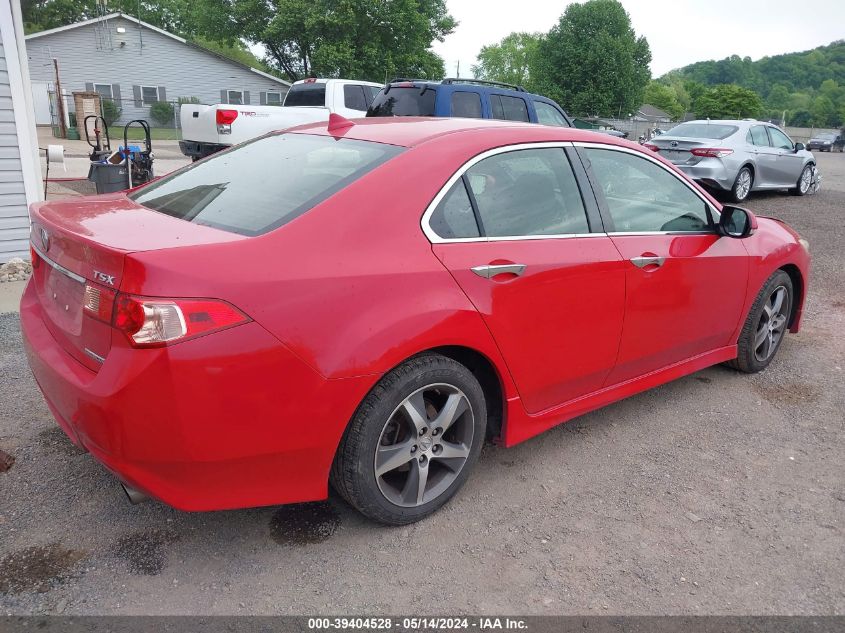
[121,483,149,505]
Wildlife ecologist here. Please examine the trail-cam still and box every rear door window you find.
[367,87,436,117]
[343,85,368,111]
[130,134,403,236]
[450,91,482,118]
[464,148,589,237]
[747,125,770,146]
[490,94,529,122]
[429,179,481,239]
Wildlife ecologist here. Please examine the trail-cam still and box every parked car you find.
[807,132,840,152]
[22,118,809,525]
[645,119,819,202]
[366,77,572,127]
[599,128,628,139]
[178,77,383,160]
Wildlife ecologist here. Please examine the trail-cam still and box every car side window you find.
[748,125,770,147]
[343,85,368,111]
[490,95,529,122]
[450,91,483,118]
[464,148,589,237]
[429,179,481,239]
[534,101,568,127]
[768,127,794,150]
[584,148,712,233]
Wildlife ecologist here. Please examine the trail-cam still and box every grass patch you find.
[122,127,182,141]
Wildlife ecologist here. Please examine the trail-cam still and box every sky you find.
[431,0,845,78]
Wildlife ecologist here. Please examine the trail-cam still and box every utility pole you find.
[53,58,67,139]
[456,60,460,78]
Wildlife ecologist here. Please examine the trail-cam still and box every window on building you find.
[94,83,113,100]
[227,90,243,105]
[266,91,283,106]
[141,86,159,105]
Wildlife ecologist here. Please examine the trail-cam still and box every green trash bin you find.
[87,161,128,194]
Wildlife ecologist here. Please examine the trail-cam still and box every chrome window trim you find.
[30,243,85,284]
[421,141,598,244]
[573,141,722,232]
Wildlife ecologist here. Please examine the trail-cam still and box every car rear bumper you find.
[178,140,230,160]
[20,279,372,511]
[674,161,734,191]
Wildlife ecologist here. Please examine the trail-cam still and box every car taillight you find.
[30,244,40,269]
[113,295,250,347]
[216,109,238,134]
[690,148,734,158]
[643,143,659,152]
[83,284,117,323]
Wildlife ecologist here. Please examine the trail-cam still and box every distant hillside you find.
[658,40,845,126]
[662,40,845,98]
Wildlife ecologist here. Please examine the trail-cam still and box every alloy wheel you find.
[374,383,474,508]
[736,169,752,200]
[799,166,812,194]
[754,286,789,362]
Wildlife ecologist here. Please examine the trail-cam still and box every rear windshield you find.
[284,83,326,107]
[664,123,738,140]
[367,86,436,117]
[815,133,836,140]
[130,134,403,236]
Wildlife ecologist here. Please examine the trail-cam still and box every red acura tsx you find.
[21,117,809,524]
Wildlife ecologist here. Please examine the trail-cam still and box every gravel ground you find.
[0,154,843,616]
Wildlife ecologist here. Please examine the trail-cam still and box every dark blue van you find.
[366,78,572,127]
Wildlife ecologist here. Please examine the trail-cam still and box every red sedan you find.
[21,118,809,524]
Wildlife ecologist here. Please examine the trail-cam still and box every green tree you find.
[642,81,683,119]
[471,32,541,88]
[532,0,651,117]
[789,110,812,127]
[811,95,837,126]
[195,0,455,82]
[694,84,762,119]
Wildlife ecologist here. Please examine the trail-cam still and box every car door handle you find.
[471,264,526,279]
[630,256,665,269]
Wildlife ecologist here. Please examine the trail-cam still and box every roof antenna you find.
[327,113,355,134]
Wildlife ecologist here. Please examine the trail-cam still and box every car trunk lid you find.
[648,136,715,165]
[29,193,245,372]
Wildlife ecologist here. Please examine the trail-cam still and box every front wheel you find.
[727,270,793,374]
[790,163,815,196]
[331,354,487,525]
[730,167,753,202]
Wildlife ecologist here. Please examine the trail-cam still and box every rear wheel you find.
[331,354,486,525]
[730,167,753,202]
[727,270,793,374]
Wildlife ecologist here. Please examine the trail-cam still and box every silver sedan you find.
[646,120,819,202]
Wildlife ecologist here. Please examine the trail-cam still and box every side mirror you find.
[794,142,805,152]
[718,205,756,238]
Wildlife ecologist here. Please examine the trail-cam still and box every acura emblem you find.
[40,227,50,251]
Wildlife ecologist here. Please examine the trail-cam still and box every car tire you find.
[790,163,815,196]
[331,353,487,525]
[730,167,753,202]
[726,270,793,374]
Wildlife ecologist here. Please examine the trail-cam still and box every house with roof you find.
[633,104,673,124]
[25,12,291,127]
[1,0,41,263]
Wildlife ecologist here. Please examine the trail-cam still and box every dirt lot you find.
[1,154,843,616]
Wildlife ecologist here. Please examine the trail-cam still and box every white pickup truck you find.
[178,78,383,160]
